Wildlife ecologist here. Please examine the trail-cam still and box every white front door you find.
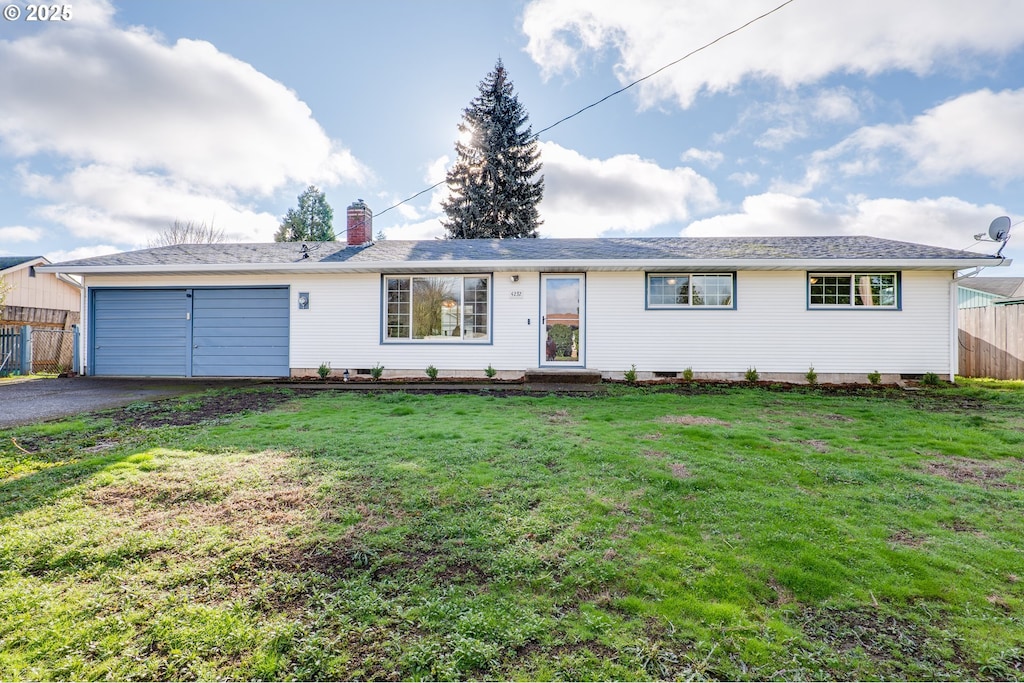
[540,274,585,366]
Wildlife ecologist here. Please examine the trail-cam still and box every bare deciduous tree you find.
[149,220,226,247]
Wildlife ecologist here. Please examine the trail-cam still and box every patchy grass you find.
[1,383,1024,680]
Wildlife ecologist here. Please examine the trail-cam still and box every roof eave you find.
[37,255,1007,277]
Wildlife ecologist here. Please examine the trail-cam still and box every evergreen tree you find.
[441,59,543,239]
[274,185,335,242]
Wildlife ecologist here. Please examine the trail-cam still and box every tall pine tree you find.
[441,59,543,239]
[274,185,335,242]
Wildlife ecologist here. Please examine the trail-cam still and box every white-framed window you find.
[384,275,490,342]
[647,273,734,308]
[808,273,899,308]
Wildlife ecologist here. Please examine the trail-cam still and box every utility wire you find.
[376,0,798,217]
[534,0,796,137]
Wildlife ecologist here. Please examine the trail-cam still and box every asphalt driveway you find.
[0,377,259,428]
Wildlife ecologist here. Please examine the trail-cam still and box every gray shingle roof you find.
[959,277,1024,298]
[47,236,994,270]
[0,256,43,271]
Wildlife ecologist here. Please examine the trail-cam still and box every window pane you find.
[692,274,733,306]
[810,275,851,305]
[463,277,489,338]
[855,274,896,307]
[386,277,410,339]
[412,277,461,339]
[648,275,688,305]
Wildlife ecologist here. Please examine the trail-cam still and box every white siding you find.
[82,268,955,377]
[587,270,953,375]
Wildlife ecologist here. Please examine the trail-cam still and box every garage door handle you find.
[193,344,198,349]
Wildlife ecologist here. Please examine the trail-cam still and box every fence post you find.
[20,325,32,375]
[72,324,81,375]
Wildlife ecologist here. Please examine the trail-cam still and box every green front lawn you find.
[1,381,1023,680]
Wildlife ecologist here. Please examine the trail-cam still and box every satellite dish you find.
[989,216,1012,242]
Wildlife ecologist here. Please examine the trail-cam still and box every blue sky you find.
[1,0,1022,274]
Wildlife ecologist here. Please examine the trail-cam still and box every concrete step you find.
[523,368,603,384]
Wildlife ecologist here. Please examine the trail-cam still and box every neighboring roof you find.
[0,256,46,272]
[958,277,1024,299]
[38,236,1004,276]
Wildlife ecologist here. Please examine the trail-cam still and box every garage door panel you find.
[92,289,189,376]
[191,288,289,377]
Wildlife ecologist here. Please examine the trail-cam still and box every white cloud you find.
[45,244,122,264]
[743,88,864,150]
[0,226,43,242]
[522,0,1024,109]
[380,217,444,241]
[0,19,366,193]
[378,143,721,239]
[728,171,760,188]
[684,192,1008,250]
[681,148,724,168]
[813,89,861,124]
[817,88,1024,185]
[25,165,280,246]
[538,141,720,237]
[0,0,369,247]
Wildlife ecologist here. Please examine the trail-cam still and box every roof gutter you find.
[36,256,1008,277]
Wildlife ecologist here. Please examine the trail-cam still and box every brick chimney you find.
[346,199,373,246]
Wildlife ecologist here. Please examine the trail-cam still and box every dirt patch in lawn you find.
[543,409,576,425]
[657,415,731,427]
[888,529,927,548]
[795,605,969,676]
[87,451,313,541]
[924,457,1014,489]
[108,388,299,427]
[669,463,692,479]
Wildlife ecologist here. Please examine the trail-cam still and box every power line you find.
[534,0,797,137]
[376,0,798,218]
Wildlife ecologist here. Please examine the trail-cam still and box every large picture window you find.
[808,273,898,308]
[385,275,490,342]
[647,273,734,308]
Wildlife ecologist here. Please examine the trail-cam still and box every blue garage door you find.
[92,289,190,376]
[91,288,289,377]
[192,288,289,377]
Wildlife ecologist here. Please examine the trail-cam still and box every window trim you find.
[806,271,902,310]
[380,273,494,344]
[645,272,737,310]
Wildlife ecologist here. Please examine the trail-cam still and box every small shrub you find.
[805,365,818,385]
[370,363,384,381]
[745,367,759,382]
[867,370,881,385]
[426,364,438,381]
[682,367,694,382]
[624,364,637,383]
[921,371,942,387]
[485,364,497,379]
[317,362,331,380]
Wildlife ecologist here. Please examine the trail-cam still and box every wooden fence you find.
[958,303,1024,380]
[0,305,79,328]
